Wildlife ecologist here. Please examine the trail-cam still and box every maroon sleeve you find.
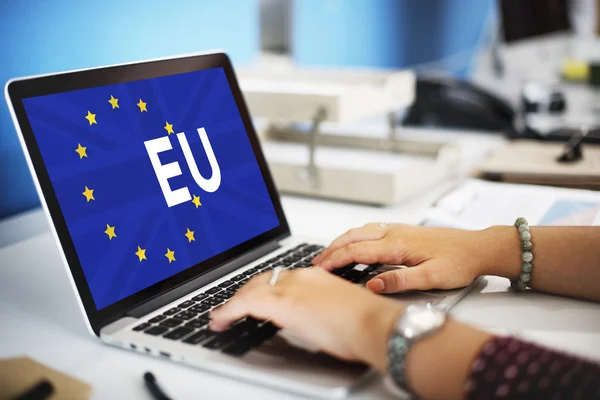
[465,336,600,400]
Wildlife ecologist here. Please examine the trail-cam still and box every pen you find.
[143,371,172,400]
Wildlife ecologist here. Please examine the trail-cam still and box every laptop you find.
[5,52,478,399]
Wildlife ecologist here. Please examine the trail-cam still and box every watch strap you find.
[388,333,413,394]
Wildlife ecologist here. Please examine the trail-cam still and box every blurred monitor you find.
[499,0,571,43]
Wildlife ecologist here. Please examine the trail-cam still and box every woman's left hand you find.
[210,267,403,371]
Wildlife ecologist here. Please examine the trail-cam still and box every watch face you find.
[399,304,446,340]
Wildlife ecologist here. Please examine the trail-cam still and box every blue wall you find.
[293,0,492,74]
[0,0,258,219]
[1,0,492,219]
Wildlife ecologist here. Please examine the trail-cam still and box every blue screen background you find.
[22,67,280,310]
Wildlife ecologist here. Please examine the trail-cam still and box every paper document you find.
[423,179,600,229]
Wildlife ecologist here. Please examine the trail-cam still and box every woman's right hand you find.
[312,224,518,294]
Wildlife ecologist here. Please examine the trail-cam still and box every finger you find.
[210,269,290,330]
[313,224,387,265]
[366,264,438,293]
[318,240,387,270]
[209,286,276,331]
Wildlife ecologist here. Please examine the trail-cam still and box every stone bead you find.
[522,251,533,263]
[518,224,530,234]
[520,272,531,283]
[515,280,527,291]
[520,231,532,241]
[522,262,532,273]
[522,241,533,251]
[515,217,528,227]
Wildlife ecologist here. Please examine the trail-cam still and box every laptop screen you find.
[21,67,281,310]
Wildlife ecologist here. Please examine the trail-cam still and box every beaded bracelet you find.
[511,217,533,291]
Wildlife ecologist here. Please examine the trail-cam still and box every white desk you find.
[2,131,600,399]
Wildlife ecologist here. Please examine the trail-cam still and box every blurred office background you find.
[1,0,599,220]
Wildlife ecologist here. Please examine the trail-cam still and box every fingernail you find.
[367,278,385,293]
[312,255,323,264]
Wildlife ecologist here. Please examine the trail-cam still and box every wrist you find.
[479,225,522,280]
[358,298,404,373]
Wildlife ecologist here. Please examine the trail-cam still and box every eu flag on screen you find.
[22,67,280,310]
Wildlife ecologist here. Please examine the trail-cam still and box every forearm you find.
[480,225,600,302]
[367,302,492,400]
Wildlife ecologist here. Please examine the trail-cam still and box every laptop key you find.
[133,323,151,331]
[164,327,194,340]
[211,296,225,306]
[202,319,252,350]
[332,264,356,277]
[202,331,241,350]
[174,311,197,320]
[214,290,235,299]
[243,267,258,276]
[219,281,234,288]
[189,304,210,313]
[232,274,245,281]
[197,311,210,320]
[365,264,381,273]
[222,339,252,357]
[206,287,221,295]
[178,300,195,308]
[296,261,312,268]
[191,293,208,302]
[145,326,169,336]
[160,318,184,328]
[183,329,215,345]
[148,315,167,324]
[185,319,208,329]
[255,322,279,342]
[163,307,181,316]
[202,297,223,307]
[242,325,276,348]
[343,269,366,282]
[245,317,263,329]
[229,283,243,292]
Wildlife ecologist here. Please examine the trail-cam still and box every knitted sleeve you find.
[465,336,600,399]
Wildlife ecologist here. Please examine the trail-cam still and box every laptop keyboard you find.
[132,243,380,357]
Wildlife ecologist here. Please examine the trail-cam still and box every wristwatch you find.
[387,303,447,395]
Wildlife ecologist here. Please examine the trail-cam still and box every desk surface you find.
[1,131,600,400]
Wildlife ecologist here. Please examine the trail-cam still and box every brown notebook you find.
[0,357,91,400]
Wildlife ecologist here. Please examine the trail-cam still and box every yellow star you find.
[108,95,119,109]
[191,195,202,208]
[164,121,174,135]
[82,186,95,202]
[75,143,88,159]
[85,111,97,125]
[165,248,176,263]
[104,224,117,240]
[137,99,147,112]
[135,246,147,262]
[184,228,195,243]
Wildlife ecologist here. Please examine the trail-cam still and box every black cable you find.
[144,372,172,400]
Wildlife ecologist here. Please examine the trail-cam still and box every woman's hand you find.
[210,267,404,372]
[312,224,511,294]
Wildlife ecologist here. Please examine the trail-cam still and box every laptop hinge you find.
[126,239,282,319]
